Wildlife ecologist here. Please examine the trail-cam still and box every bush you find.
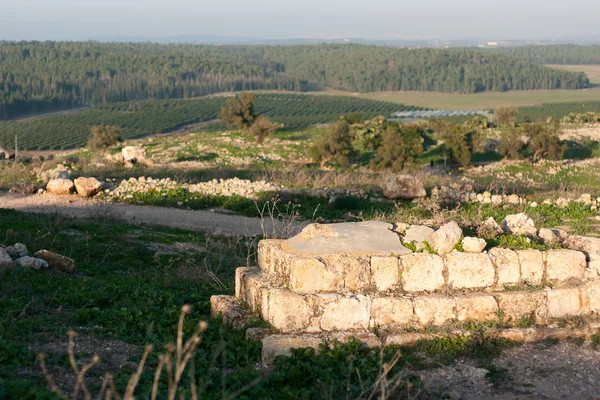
[87,125,122,152]
[497,127,525,160]
[249,115,278,144]
[495,107,518,127]
[524,120,566,161]
[371,124,423,171]
[219,92,256,133]
[309,120,357,168]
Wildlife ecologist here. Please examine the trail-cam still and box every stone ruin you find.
[211,220,600,365]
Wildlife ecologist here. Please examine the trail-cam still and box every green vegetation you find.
[494,44,600,65]
[0,42,589,119]
[0,93,414,150]
[87,125,122,152]
[518,101,600,122]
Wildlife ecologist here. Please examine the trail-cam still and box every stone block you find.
[565,235,600,260]
[428,222,463,254]
[210,295,247,328]
[329,332,382,348]
[547,287,589,318]
[257,240,283,274]
[370,256,399,292]
[400,253,445,292]
[289,258,341,293]
[320,295,371,332]
[322,255,371,291]
[385,332,434,346]
[266,289,314,332]
[456,294,498,322]
[517,250,544,285]
[445,252,495,289]
[488,248,520,286]
[236,268,266,315]
[370,297,414,327]
[586,281,600,313]
[545,250,586,282]
[495,291,547,323]
[414,296,456,326]
[261,334,324,366]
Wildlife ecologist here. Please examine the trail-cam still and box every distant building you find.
[487,42,499,47]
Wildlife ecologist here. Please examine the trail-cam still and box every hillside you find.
[494,44,600,65]
[0,42,589,120]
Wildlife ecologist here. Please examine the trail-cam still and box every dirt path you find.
[0,192,305,237]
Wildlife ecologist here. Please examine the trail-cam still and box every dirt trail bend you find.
[0,192,306,237]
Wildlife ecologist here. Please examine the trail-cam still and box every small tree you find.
[309,121,356,168]
[371,124,424,171]
[88,125,122,152]
[437,123,475,167]
[525,120,566,161]
[249,115,278,144]
[353,115,387,151]
[495,107,518,127]
[497,127,525,159]
[219,92,256,133]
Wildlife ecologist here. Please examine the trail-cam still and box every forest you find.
[0,42,589,120]
[494,45,600,65]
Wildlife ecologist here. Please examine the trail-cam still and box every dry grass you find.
[0,161,37,188]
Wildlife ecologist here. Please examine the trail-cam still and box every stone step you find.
[234,267,600,334]
[259,240,595,294]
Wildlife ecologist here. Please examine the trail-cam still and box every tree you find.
[497,127,525,159]
[495,107,518,127]
[249,115,278,144]
[371,124,424,171]
[434,121,476,167]
[88,125,122,152]
[309,121,357,168]
[219,93,256,133]
[353,116,387,151]
[525,120,566,161]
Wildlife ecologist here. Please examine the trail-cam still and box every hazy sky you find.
[0,0,596,41]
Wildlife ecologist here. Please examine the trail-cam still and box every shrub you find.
[495,107,518,127]
[219,92,256,133]
[249,115,278,144]
[524,121,566,161]
[371,124,423,171]
[87,125,122,152]
[309,120,357,168]
[497,127,525,159]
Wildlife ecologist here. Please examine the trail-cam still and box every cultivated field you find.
[323,88,600,110]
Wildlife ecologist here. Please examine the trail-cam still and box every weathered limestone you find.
[428,221,463,254]
[501,213,536,236]
[46,178,75,195]
[462,237,487,253]
[537,228,568,246]
[517,250,544,285]
[211,296,247,328]
[445,252,495,289]
[370,298,413,327]
[320,295,371,332]
[565,235,600,260]
[547,287,588,318]
[456,294,498,322]
[414,296,456,325]
[494,291,547,323]
[267,288,314,332]
[289,258,339,293]
[545,250,586,283]
[382,175,426,200]
[488,248,520,286]
[74,177,103,197]
[33,250,76,274]
[370,256,399,292]
[401,253,445,292]
[403,225,434,251]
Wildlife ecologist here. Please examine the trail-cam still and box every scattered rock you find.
[393,222,410,235]
[6,243,28,258]
[462,237,487,253]
[501,213,536,236]
[9,182,36,195]
[479,217,503,237]
[15,256,49,270]
[537,228,568,246]
[0,248,14,267]
[74,177,103,198]
[403,225,434,251]
[428,222,463,254]
[46,178,75,195]
[122,146,146,162]
[382,175,426,200]
[34,250,76,274]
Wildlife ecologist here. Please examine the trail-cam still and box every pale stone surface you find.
[428,222,463,254]
[494,291,547,323]
[370,297,414,327]
[74,177,103,197]
[261,335,324,366]
[370,256,399,292]
[322,254,370,291]
[401,253,445,292]
[488,248,520,286]
[565,235,600,259]
[586,281,600,313]
[284,221,410,256]
[393,222,410,235]
[237,268,268,320]
[537,228,568,246]
[445,252,495,289]
[267,289,314,332]
[501,213,536,236]
[545,250,586,282]
[385,332,434,346]
[0,248,14,267]
[289,258,341,293]
[403,225,434,251]
[34,250,75,274]
[456,294,498,322]
[462,237,487,253]
[329,332,382,348]
[46,178,75,195]
[122,146,146,162]
[15,256,49,270]
[382,175,426,200]
[320,296,371,332]
[518,250,544,285]
[210,295,247,328]
[414,296,456,326]
[480,217,503,236]
[257,239,282,274]
[547,287,588,318]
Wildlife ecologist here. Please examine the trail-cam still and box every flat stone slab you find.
[283,221,411,256]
